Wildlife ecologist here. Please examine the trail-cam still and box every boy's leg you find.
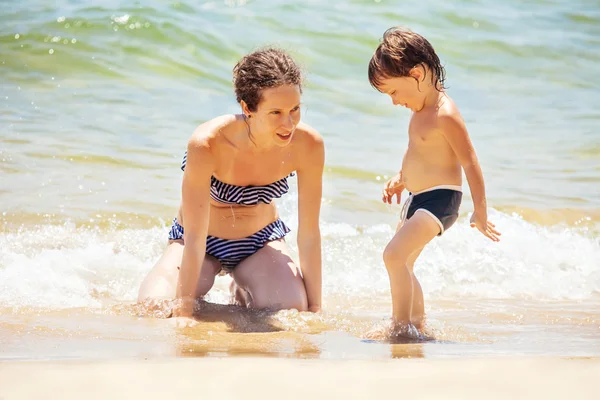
[407,247,425,329]
[383,212,439,332]
[397,218,426,328]
[395,220,426,327]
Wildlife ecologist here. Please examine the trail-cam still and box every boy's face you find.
[377,75,426,112]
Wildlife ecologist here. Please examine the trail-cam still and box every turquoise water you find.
[0,0,598,359]
[2,0,600,219]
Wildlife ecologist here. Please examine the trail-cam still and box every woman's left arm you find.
[296,128,325,312]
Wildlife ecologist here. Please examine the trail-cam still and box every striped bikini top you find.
[180,151,293,205]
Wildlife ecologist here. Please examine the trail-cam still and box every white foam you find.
[0,209,598,309]
[0,224,162,308]
[320,209,600,301]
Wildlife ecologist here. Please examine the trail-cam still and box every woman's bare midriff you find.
[177,202,279,240]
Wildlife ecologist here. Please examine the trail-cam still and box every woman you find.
[138,47,324,318]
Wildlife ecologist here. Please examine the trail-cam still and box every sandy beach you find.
[1,357,598,399]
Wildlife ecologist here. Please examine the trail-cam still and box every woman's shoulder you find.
[292,122,325,170]
[187,114,241,149]
[293,122,324,150]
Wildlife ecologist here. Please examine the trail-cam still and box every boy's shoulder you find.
[435,94,468,137]
[436,94,462,119]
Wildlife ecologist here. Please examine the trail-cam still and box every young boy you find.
[368,27,501,337]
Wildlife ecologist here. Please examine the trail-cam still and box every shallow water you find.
[1,0,599,360]
[1,297,598,360]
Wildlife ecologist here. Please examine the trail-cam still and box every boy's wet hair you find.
[368,27,446,92]
[233,47,303,112]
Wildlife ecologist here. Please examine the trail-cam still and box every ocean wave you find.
[0,209,598,310]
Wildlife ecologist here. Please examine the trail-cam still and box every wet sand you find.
[2,298,599,361]
[1,357,598,399]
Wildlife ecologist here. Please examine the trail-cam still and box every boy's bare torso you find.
[401,95,463,193]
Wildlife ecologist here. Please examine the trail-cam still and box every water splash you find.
[1,209,598,310]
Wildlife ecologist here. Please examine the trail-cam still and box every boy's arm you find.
[439,113,501,242]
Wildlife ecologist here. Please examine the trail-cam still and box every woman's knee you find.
[283,288,309,312]
[137,244,183,301]
[269,297,308,312]
[138,275,175,302]
[247,284,308,312]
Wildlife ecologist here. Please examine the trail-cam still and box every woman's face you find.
[249,84,302,147]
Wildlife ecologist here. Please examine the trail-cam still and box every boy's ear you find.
[410,64,426,82]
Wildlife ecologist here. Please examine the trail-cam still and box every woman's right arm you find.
[175,132,215,317]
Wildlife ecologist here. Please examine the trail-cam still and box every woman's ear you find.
[240,100,251,118]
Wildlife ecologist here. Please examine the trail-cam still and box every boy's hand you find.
[470,210,501,242]
[382,173,404,204]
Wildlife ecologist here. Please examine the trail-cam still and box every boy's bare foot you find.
[364,319,423,341]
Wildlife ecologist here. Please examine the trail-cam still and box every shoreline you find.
[1,356,598,399]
